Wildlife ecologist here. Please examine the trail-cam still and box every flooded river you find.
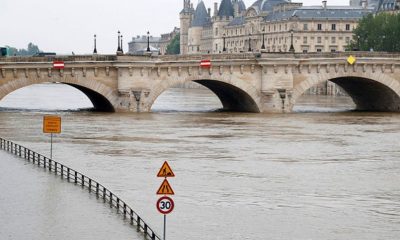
[0,83,399,240]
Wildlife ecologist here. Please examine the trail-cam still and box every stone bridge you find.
[0,52,399,113]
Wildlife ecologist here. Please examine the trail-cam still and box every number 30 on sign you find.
[157,196,174,215]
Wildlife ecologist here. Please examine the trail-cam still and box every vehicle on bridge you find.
[0,47,9,56]
[33,52,56,57]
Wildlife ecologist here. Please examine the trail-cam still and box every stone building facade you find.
[128,28,180,55]
[180,0,375,55]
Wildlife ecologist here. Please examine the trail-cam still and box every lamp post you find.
[223,33,226,52]
[248,33,252,52]
[261,28,266,50]
[382,35,386,51]
[357,35,360,51]
[147,31,151,52]
[117,31,121,52]
[93,34,97,54]
[289,29,295,53]
[121,35,124,54]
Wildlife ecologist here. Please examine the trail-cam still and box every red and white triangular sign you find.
[157,161,175,178]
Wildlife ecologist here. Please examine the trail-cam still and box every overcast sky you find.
[1,0,349,54]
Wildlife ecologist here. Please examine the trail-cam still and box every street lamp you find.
[147,31,151,52]
[248,33,252,52]
[223,33,226,52]
[357,35,360,51]
[261,28,266,50]
[93,34,97,54]
[121,35,124,54]
[289,29,295,53]
[117,31,121,52]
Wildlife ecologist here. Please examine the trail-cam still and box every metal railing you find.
[0,137,161,240]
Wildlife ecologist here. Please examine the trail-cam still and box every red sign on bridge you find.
[53,61,65,69]
[200,59,211,68]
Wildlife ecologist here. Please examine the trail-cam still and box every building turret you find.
[180,0,194,55]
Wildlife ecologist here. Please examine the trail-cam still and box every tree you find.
[349,13,400,52]
[166,34,180,55]
[5,43,42,56]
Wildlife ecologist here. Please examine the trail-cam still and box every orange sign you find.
[157,179,175,195]
[157,161,175,177]
[43,116,61,134]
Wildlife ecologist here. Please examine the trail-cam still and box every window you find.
[317,37,322,43]
[303,24,308,30]
[331,37,336,44]
[317,24,322,30]
[332,24,336,31]
[317,49,322,52]
[303,36,307,44]
[346,24,350,31]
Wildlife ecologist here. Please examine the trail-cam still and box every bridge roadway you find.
[0,52,400,113]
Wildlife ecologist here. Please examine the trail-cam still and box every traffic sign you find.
[347,55,356,65]
[157,179,175,195]
[200,59,211,68]
[157,196,174,215]
[53,61,65,69]
[43,115,61,134]
[157,161,175,177]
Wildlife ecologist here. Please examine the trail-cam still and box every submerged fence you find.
[0,137,161,240]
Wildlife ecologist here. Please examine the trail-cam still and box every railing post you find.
[123,203,127,217]
[137,216,141,231]
[88,179,92,192]
[130,209,134,224]
[43,155,46,169]
[103,187,106,201]
[151,232,156,240]
[60,165,63,178]
[144,223,148,236]
[48,159,52,171]
[96,183,99,197]
[116,198,120,211]
[74,171,77,184]
[81,175,84,187]
[19,146,21,157]
[67,168,70,181]
[110,192,113,207]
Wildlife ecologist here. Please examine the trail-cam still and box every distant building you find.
[180,0,375,54]
[128,28,180,55]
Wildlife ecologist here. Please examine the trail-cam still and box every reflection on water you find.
[0,83,399,240]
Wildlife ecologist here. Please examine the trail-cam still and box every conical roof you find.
[238,0,247,12]
[192,1,211,27]
[218,0,234,17]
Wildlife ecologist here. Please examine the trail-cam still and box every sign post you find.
[43,115,61,159]
[157,161,175,240]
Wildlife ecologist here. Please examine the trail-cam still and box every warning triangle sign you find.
[157,161,175,178]
[157,179,175,195]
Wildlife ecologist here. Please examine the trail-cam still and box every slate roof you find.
[227,16,246,26]
[264,6,374,21]
[218,0,235,17]
[251,0,290,12]
[238,0,247,12]
[192,1,211,27]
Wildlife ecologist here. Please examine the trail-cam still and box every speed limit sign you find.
[157,196,174,215]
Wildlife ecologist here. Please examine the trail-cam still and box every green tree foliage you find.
[349,13,400,52]
[5,43,42,56]
[166,34,180,55]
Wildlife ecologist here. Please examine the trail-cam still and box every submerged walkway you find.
[0,137,160,240]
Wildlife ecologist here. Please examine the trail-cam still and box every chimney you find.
[214,2,218,17]
[208,8,211,17]
[322,0,327,9]
[234,2,239,17]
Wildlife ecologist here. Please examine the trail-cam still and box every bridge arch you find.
[147,76,261,112]
[0,78,117,112]
[291,72,400,112]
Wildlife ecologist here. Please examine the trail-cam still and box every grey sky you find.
[1,0,348,54]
